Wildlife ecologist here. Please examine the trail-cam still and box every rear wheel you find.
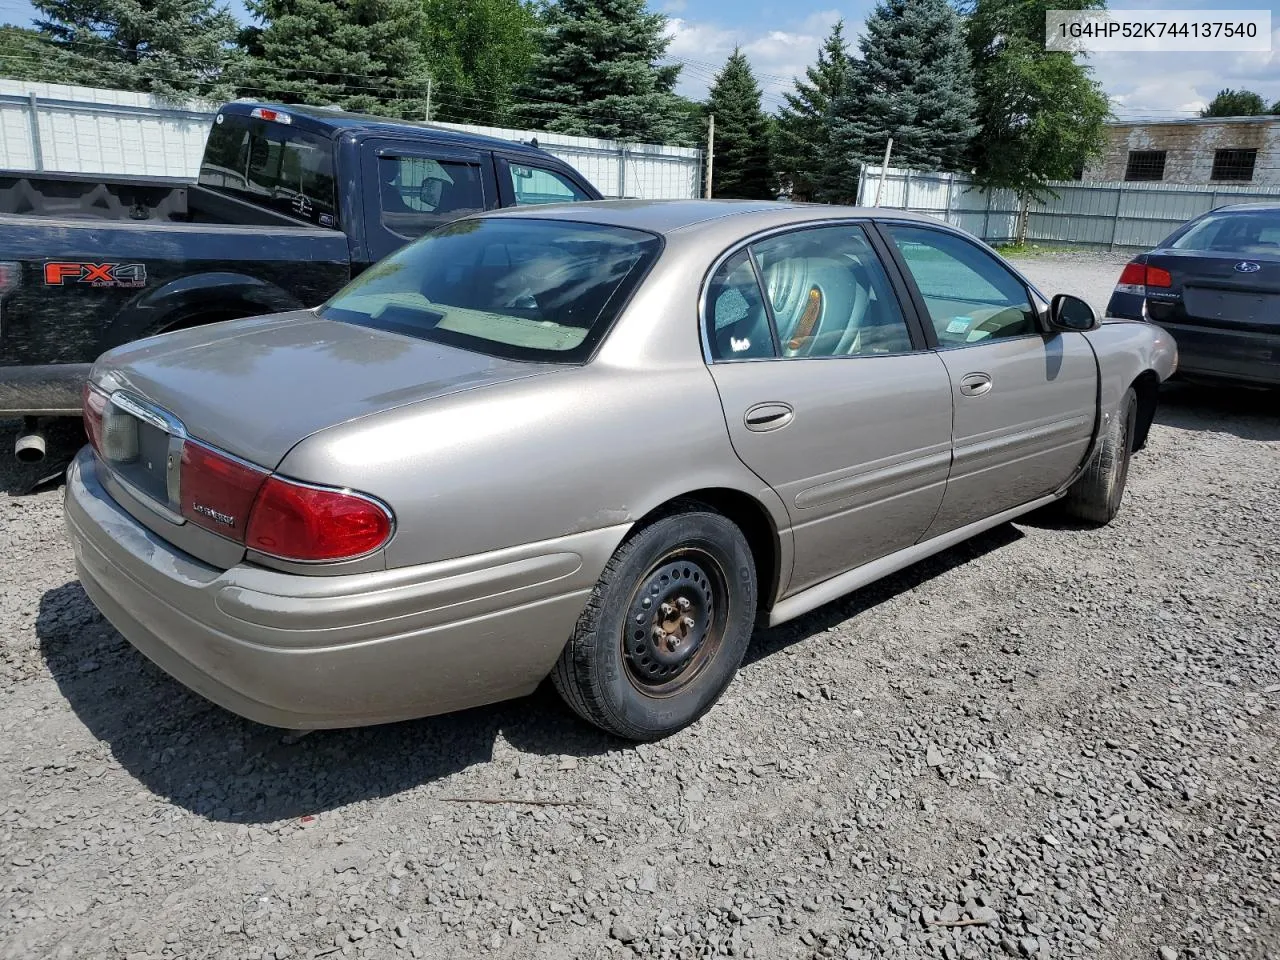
[551,509,757,741]
[1061,386,1137,525]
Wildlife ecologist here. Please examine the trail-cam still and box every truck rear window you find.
[318,218,661,362]
[199,114,338,227]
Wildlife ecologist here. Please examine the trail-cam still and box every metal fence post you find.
[944,174,954,225]
[618,145,628,199]
[27,92,45,172]
[1109,183,1124,251]
[982,189,992,242]
[903,171,911,211]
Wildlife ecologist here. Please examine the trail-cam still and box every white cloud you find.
[664,9,844,107]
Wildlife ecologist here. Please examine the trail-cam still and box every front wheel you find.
[1061,386,1137,525]
[551,509,757,741]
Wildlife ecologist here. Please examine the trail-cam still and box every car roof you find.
[475,199,945,235]
[218,100,554,159]
[1200,201,1280,214]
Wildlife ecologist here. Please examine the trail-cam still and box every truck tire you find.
[551,508,757,741]
[1061,386,1137,526]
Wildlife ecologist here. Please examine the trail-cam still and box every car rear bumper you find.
[0,363,91,416]
[63,447,620,729]
[1158,322,1280,386]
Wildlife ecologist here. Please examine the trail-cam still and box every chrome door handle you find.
[958,373,993,397]
[744,402,794,431]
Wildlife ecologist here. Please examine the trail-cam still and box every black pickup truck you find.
[0,100,603,458]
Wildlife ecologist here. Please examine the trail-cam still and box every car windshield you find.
[319,218,662,362]
[1170,210,1280,256]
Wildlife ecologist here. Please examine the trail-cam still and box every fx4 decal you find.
[44,262,147,288]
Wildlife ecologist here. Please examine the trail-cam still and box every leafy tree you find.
[239,0,430,118]
[31,0,239,99]
[775,19,851,202]
[706,48,772,199]
[1272,100,1280,116]
[422,0,536,124]
[1200,88,1266,118]
[514,0,690,144]
[964,0,1110,195]
[827,0,977,192]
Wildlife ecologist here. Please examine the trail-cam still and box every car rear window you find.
[1170,210,1280,256]
[319,218,662,362]
[199,114,338,227]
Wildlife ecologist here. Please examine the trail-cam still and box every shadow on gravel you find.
[36,582,616,825]
[1155,381,1280,441]
[38,523,1027,825]
[744,522,1023,665]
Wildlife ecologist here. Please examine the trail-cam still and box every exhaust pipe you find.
[15,429,47,463]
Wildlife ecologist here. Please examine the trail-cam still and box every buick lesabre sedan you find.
[64,201,1177,741]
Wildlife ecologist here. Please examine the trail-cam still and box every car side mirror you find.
[1048,293,1099,332]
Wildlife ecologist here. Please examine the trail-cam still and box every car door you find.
[878,222,1097,537]
[704,223,954,596]
[358,141,497,264]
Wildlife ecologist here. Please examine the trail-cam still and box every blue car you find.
[1106,202,1280,387]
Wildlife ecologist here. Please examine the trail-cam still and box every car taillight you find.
[246,477,393,562]
[180,440,269,540]
[1115,261,1172,294]
[82,382,108,454]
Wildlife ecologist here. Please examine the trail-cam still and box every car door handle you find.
[958,373,993,397]
[744,402,794,431]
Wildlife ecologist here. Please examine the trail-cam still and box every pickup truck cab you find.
[0,101,603,440]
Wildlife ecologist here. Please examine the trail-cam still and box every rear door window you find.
[378,156,487,240]
[199,114,337,227]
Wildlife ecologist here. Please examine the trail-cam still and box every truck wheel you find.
[1061,387,1137,526]
[551,508,757,741]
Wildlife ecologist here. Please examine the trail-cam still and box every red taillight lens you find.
[1117,262,1146,286]
[180,440,269,540]
[245,477,392,562]
[1145,265,1172,288]
[82,382,107,454]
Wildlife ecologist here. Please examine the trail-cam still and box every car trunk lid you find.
[1144,250,1280,333]
[90,310,557,568]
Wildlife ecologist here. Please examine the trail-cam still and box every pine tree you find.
[422,0,537,124]
[775,20,851,202]
[827,0,977,186]
[32,0,239,99]
[707,48,772,200]
[239,0,430,118]
[515,0,690,144]
[965,0,1110,194]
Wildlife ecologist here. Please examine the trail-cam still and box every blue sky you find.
[4,0,1279,120]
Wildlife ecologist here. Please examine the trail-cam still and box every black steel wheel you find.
[552,508,757,741]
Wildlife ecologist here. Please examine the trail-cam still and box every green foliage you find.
[827,0,977,195]
[965,0,1111,195]
[239,0,431,118]
[1199,88,1267,118]
[514,0,690,144]
[422,0,537,124]
[707,48,772,199]
[775,19,851,202]
[0,25,68,83]
[31,0,239,99]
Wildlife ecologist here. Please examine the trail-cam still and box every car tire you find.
[1061,386,1137,525]
[551,507,757,741]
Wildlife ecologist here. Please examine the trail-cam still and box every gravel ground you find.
[1005,249,1134,319]
[1,259,1277,960]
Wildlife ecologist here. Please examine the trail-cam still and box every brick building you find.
[1082,117,1280,186]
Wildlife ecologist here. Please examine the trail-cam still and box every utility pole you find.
[425,78,432,122]
[705,114,714,199]
[874,138,893,206]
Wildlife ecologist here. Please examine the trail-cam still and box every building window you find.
[1211,149,1258,182]
[1125,150,1167,182]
